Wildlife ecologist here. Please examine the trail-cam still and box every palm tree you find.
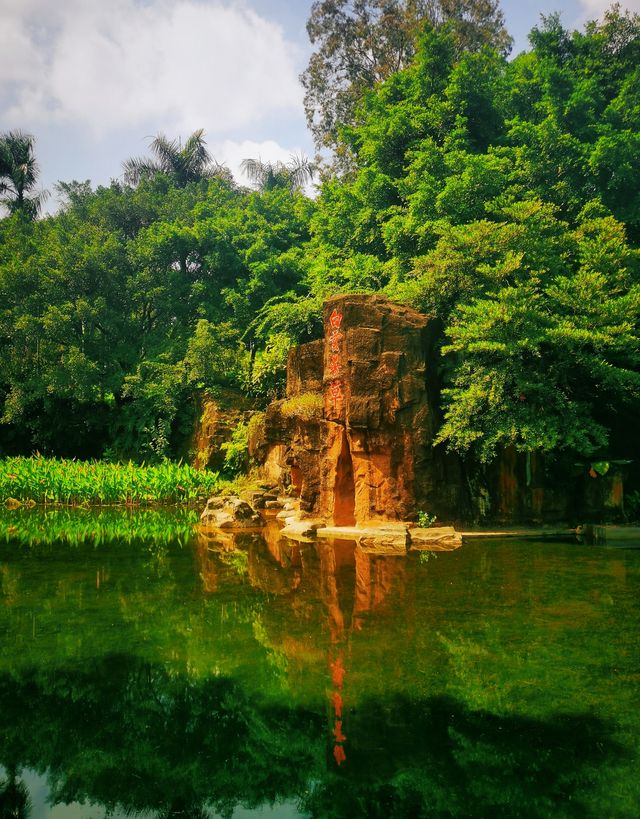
[240,154,315,192]
[0,130,49,219]
[123,129,229,187]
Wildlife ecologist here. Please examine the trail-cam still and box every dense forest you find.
[1,6,639,481]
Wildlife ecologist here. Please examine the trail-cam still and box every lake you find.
[0,508,638,818]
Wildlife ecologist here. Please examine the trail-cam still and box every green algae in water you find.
[0,513,638,818]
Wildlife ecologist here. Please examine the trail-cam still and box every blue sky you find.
[0,0,636,211]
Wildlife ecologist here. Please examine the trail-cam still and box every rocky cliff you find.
[261,294,466,525]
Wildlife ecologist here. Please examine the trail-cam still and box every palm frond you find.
[122,156,162,185]
[123,130,219,187]
[0,130,46,218]
[240,154,315,191]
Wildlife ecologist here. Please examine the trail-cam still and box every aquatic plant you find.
[0,456,220,506]
[0,506,200,549]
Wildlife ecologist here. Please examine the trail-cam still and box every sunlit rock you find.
[407,526,462,551]
[200,495,261,529]
[261,294,466,530]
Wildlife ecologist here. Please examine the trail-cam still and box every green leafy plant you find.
[279,393,324,420]
[417,510,437,528]
[0,456,220,506]
[220,421,250,476]
[624,490,640,521]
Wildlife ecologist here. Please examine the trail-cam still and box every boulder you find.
[279,519,324,539]
[264,499,285,510]
[407,526,462,551]
[316,523,409,553]
[200,496,262,529]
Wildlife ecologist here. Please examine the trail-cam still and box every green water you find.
[0,510,638,818]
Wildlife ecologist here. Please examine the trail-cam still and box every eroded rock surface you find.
[260,294,466,526]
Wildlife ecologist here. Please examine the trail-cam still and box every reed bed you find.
[0,456,220,506]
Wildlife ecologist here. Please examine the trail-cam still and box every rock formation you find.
[190,390,249,471]
[260,294,466,526]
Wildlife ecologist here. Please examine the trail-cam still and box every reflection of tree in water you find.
[0,655,323,819]
[0,769,31,819]
[0,658,626,819]
[301,695,627,819]
[0,531,636,818]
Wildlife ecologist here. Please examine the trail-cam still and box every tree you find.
[301,0,512,163]
[240,155,316,192]
[299,15,640,462]
[0,130,48,219]
[123,129,230,188]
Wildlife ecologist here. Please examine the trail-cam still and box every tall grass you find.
[0,457,220,506]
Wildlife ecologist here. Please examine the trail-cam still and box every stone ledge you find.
[316,524,409,553]
[407,526,462,551]
[279,519,325,540]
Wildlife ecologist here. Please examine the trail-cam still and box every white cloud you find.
[0,0,303,135]
[575,0,640,20]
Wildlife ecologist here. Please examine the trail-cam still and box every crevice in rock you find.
[333,431,356,527]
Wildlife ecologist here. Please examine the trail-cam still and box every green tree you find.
[123,129,230,188]
[302,12,640,462]
[240,155,315,192]
[0,130,48,219]
[301,0,512,163]
[0,158,311,457]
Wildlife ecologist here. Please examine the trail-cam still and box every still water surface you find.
[0,508,638,818]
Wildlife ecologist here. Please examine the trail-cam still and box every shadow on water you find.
[0,654,627,819]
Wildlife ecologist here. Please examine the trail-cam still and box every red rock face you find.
[262,294,466,525]
[260,293,626,525]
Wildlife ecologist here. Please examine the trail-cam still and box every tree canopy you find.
[301,0,512,164]
[0,7,639,471]
[123,129,230,188]
[289,6,640,461]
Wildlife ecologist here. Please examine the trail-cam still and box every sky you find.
[1,0,638,212]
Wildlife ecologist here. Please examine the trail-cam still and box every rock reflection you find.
[197,524,413,772]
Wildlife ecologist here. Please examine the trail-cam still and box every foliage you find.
[122,129,230,187]
[0,456,220,506]
[416,510,437,527]
[301,0,512,162]
[240,155,316,192]
[220,421,250,476]
[0,130,48,219]
[0,172,309,458]
[624,490,640,521]
[279,392,324,420]
[184,320,249,389]
[301,8,640,462]
[244,332,292,406]
[2,9,640,477]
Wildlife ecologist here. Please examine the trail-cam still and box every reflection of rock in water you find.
[195,526,408,773]
[195,523,406,631]
[247,534,302,597]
